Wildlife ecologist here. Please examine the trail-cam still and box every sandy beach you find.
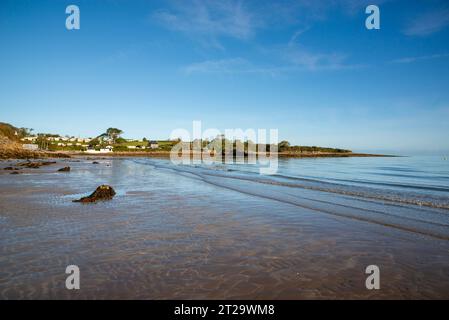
[1,157,448,299]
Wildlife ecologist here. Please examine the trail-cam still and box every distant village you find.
[12,126,351,155]
[19,128,165,154]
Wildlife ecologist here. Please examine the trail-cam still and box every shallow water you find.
[0,156,449,299]
[139,156,449,239]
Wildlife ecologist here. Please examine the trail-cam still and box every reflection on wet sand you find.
[0,158,449,299]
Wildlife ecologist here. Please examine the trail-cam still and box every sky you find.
[0,0,449,153]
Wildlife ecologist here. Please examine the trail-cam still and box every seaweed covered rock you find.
[18,161,56,169]
[58,166,70,172]
[73,185,116,203]
[22,162,41,168]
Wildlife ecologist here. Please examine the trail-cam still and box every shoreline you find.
[57,150,397,159]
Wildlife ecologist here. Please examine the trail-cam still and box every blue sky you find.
[1,0,449,153]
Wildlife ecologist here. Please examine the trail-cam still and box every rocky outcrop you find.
[73,185,116,203]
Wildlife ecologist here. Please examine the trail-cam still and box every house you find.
[149,141,159,149]
[21,136,37,142]
[85,148,111,154]
[22,144,39,150]
[127,145,136,149]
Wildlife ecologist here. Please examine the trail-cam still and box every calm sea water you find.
[234,155,449,204]
[135,155,449,239]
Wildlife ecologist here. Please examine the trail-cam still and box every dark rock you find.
[23,162,41,168]
[73,185,116,203]
[10,171,20,175]
[58,166,70,172]
[18,161,56,169]
[4,167,14,170]
[92,161,99,164]
[41,161,56,166]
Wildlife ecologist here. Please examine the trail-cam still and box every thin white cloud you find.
[285,30,360,71]
[286,49,351,71]
[183,58,248,74]
[288,27,311,47]
[391,53,449,64]
[403,8,449,36]
[172,0,373,74]
[152,0,258,44]
[182,52,360,75]
[151,0,393,47]
[182,58,282,76]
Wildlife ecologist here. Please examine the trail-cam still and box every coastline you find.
[0,148,70,160]
[51,150,397,159]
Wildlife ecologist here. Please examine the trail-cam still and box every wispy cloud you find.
[182,58,282,76]
[172,0,372,74]
[285,30,361,71]
[183,25,361,75]
[183,52,359,76]
[391,53,449,64]
[403,8,449,36]
[152,0,258,47]
[285,48,353,71]
[151,0,393,47]
[183,58,248,74]
[288,27,311,46]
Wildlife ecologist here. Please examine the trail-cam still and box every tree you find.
[101,128,123,144]
[89,138,100,148]
[18,127,33,137]
[278,140,291,152]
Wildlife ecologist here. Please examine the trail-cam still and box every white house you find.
[21,136,37,142]
[22,144,39,150]
[85,148,112,154]
[149,141,159,149]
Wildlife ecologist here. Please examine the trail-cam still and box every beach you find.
[1,156,449,299]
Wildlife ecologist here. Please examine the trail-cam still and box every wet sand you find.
[0,158,449,299]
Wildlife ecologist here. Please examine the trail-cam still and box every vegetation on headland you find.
[0,122,69,159]
[1,122,388,159]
